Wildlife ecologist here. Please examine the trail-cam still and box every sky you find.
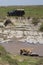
[0,0,43,6]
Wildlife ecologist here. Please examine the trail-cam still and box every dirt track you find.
[1,38,43,56]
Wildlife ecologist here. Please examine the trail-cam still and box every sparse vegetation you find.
[39,23,43,32]
[0,45,6,56]
[32,18,40,25]
[0,45,43,65]
[0,6,43,18]
[0,45,18,65]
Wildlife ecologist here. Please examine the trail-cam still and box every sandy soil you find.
[1,38,43,56]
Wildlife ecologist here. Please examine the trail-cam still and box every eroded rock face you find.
[0,18,43,44]
[0,28,43,44]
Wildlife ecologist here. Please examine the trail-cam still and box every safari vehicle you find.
[7,9,25,16]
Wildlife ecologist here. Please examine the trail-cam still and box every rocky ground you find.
[0,17,43,56]
[0,17,43,44]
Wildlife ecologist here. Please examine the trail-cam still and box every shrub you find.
[39,23,43,32]
[32,18,40,26]
[0,45,6,56]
